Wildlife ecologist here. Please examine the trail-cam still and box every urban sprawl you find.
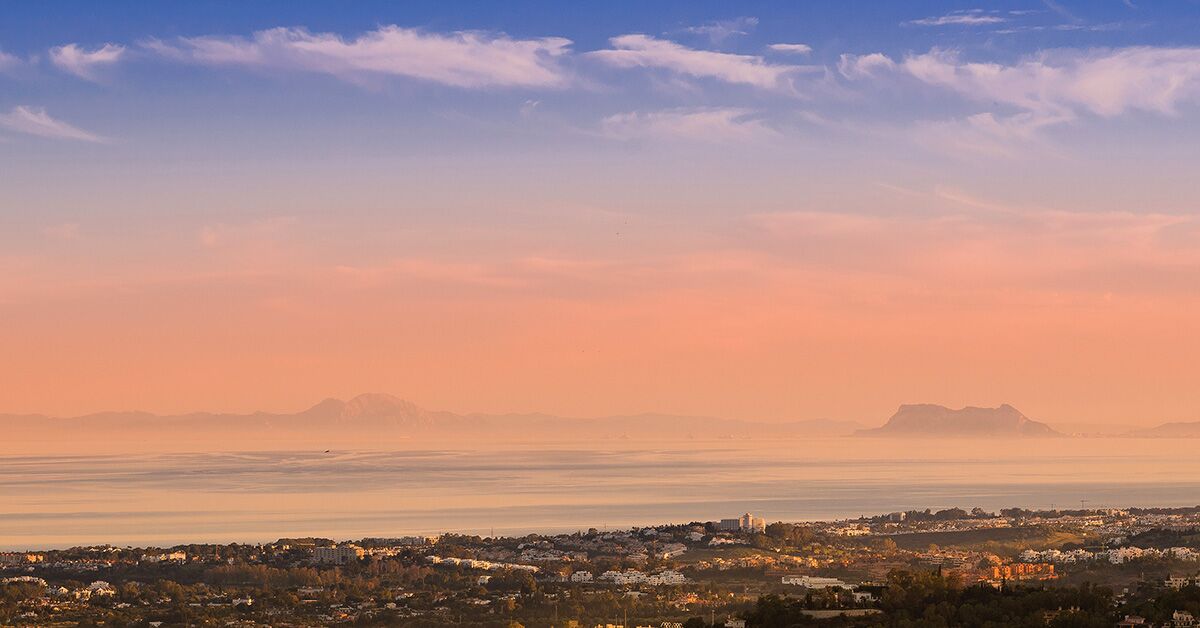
[8,507,1200,626]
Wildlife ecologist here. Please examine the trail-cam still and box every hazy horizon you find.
[0,391,1170,431]
[6,438,1199,551]
[4,0,1200,567]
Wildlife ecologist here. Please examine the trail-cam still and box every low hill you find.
[1127,421,1200,438]
[855,403,1061,438]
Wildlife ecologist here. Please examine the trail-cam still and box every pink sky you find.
[3,178,1198,427]
[4,9,1200,428]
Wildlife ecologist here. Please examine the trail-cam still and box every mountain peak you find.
[297,393,424,421]
[342,393,422,419]
[303,397,346,416]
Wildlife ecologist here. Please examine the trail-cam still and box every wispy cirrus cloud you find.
[993,22,1132,35]
[837,46,1200,154]
[50,43,125,80]
[902,47,1200,118]
[749,186,1200,287]
[145,25,573,89]
[767,43,813,55]
[0,106,105,142]
[677,16,759,43]
[911,112,1068,157]
[589,34,805,90]
[907,9,1007,27]
[600,108,776,142]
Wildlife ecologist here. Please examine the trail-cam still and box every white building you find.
[599,569,647,585]
[717,513,766,533]
[782,575,851,589]
[830,525,871,537]
[659,543,688,559]
[142,550,187,563]
[313,546,365,565]
[570,570,593,582]
[361,535,438,546]
[645,570,687,586]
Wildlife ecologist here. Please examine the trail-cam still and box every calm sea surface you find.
[2,438,1197,550]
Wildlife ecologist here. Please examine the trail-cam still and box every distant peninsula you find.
[855,403,1061,438]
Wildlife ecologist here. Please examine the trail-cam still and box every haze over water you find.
[4,2,1200,560]
[3,438,1194,550]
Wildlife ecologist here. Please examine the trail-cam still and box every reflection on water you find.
[1,438,1195,549]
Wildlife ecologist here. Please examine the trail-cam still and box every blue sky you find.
[3,1,1198,151]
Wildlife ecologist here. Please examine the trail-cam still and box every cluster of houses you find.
[1119,610,1198,627]
[515,546,590,563]
[140,550,187,563]
[1,576,115,600]
[781,575,850,589]
[566,569,687,586]
[780,575,878,604]
[426,555,539,573]
[1020,546,1200,564]
[0,552,44,567]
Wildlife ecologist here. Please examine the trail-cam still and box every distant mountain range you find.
[7,395,1197,449]
[855,403,1061,438]
[2,393,864,446]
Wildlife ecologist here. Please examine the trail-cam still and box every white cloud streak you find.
[908,10,1007,26]
[590,34,803,90]
[50,43,125,80]
[146,25,573,89]
[679,17,759,43]
[0,106,105,143]
[768,43,813,55]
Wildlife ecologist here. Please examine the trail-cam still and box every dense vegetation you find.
[741,570,1116,627]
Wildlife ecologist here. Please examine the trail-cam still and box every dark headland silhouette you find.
[854,403,1061,438]
[1128,421,1200,438]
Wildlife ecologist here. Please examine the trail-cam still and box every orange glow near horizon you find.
[4,184,1199,428]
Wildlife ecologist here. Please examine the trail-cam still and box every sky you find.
[2,0,1199,427]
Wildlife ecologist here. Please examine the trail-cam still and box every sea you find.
[2,438,1196,550]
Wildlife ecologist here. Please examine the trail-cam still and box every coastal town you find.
[7,506,1200,626]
